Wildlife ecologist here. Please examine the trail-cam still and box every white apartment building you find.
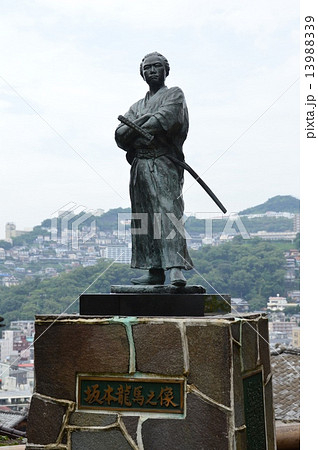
[269,321,294,335]
[267,295,288,311]
[0,330,19,362]
[10,321,35,337]
[101,245,132,264]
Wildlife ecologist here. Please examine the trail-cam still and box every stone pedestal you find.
[27,313,275,449]
[79,289,231,317]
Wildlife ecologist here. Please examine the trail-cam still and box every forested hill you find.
[0,237,298,325]
[239,195,299,215]
[0,262,142,325]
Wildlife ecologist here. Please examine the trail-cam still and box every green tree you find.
[294,233,300,250]
[284,305,300,315]
[0,240,12,250]
[188,238,289,310]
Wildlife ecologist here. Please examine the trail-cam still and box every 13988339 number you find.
[305,16,315,77]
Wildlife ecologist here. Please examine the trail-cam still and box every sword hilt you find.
[118,115,154,143]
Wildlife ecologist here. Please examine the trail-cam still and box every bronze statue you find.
[115,52,193,286]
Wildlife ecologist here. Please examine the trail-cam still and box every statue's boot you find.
[170,268,186,286]
[131,269,165,285]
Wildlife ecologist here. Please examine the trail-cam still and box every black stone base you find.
[79,293,231,317]
[110,284,206,294]
[80,293,204,316]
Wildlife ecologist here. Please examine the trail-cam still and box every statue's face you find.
[141,55,166,87]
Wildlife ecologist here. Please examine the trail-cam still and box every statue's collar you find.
[145,85,168,101]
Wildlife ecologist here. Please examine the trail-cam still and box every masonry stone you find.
[27,313,275,449]
[187,323,232,406]
[133,322,184,375]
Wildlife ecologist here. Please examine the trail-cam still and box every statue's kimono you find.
[115,86,193,270]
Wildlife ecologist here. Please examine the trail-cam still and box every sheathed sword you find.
[118,115,227,214]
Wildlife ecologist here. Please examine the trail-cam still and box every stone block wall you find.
[26,313,275,449]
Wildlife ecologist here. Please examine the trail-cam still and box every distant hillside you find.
[4,196,299,248]
[239,196,300,215]
[41,207,131,232]
[0,238,297,323]
[10,207,131,246]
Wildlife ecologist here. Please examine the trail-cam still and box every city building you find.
[0,331,19,362]
[269,331,291,347]
[269,321,295,335]
[287,290,300,303]
[0,389,31,412]
[5,223,28,243]
[267,295,288,311]
[250,231,297,241]
[268,309,300,347]
[1,276,19,287]
[101,245,132,264]
[0,322,34,395]
[231,298,249,313]
[10,322,34,337]
[293,214,300,233]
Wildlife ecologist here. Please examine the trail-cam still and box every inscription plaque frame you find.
[77,374,185,414]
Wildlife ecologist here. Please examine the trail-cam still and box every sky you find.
[0,0,300,239]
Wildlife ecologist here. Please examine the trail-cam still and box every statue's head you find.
[140,52,170,87]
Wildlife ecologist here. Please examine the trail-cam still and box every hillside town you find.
[0,209,300,287]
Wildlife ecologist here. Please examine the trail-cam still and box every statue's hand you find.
[135,114,152,125]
